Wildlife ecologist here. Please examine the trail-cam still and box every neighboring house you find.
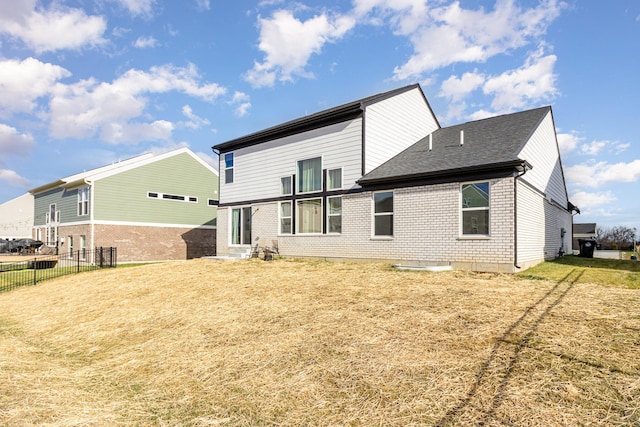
[212,84,575,272]
[0,193,34,240]
[572,223,597,251]
[29,148,218,262]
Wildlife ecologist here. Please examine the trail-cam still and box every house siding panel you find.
[517,112,568,206]
[219,119,363,204]
[94,152,218,226]
[364,88,439,174]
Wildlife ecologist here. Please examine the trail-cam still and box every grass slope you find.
[1,258,638,426]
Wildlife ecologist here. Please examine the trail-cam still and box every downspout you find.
[513,164,529,270]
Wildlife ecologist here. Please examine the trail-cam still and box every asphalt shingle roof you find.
[358,106,551,186]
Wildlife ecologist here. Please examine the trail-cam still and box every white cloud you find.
[0,2,107,53]
[181,105,211,129]
[229,91,251,117]
[565,159,640,188]
[482,47,558,112]
[49,64,226,143]
[0,57,71,114]
[133,36,159,48]
[389,0,564,80]
[580,140,607,156]
[614,142,630,154]
[556,132,583,155]
[0,124,36,157]
[113,0,156,17]
[0,169,29,188]
[440,71,485,102]
[569,190,616,209]
[245,9,356,87]
[195,0,210,11]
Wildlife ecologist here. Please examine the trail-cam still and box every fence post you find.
[77,249,80,273]
[33,257,37,285]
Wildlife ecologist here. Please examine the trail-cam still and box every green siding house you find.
[30,148,218,262]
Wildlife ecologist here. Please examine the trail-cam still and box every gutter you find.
[513,163,531,270]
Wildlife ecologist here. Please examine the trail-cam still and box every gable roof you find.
[213,84,438,152]
[358,106,551,186]
[29,148,217,194]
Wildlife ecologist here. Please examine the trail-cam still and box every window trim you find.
[326,195,342,234]
[460,180,491,237]
[372,191,394,238]
[278,201,293,235]
[230,206,252,246]
[77,186,89,216]
[296,156,323,195]
[280,175,293,196]
[147,192,198,203]
[296,197,323,234]
[327,168,343,191]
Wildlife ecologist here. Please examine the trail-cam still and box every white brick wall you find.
[218,178,520,272]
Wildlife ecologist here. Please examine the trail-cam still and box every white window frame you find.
[280,175,293,196]
[77,186,89,216]
[279,201,292,235]
[67,236,74,259]
[327,196,342,234]
[147,192,198,203]
[327,168,343,191]
[80,235,86,260]
[296,198,323,234]
[296,156,322,195]
[230,206,252,246]
[372,191,394,238]
[460,181,491,237]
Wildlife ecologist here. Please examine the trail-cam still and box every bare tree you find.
[597,226,638,250]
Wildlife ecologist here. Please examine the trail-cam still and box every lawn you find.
[0,258,638,426]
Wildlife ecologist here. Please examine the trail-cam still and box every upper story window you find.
[78,186,89,216]
[373,191,393,237]
[280,176,292,195]
[148,192,198,203]
[297,157,321,194]
[224,153,234,184]
[46,203,59,224]
[327,168,342,190]
[461,181,490,236]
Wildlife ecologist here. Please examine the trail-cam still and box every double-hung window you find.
[461,182,490,236]
[78,187,89,216]
[327,196,342,233]
[279,201,292,234]
[297,157,321,193]
[224,153,234,184]
[373,191,393,237]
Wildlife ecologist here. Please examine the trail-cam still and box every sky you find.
[0,0,638,232]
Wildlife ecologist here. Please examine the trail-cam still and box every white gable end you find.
[364,87,439,174]
[517,111,569,207]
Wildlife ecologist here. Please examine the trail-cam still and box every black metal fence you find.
[0,247,117,292]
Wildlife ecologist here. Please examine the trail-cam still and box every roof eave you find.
[28,180,66,194]
[358,160,528,187]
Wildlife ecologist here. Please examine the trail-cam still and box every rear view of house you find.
[29,148,218,262]
[213,84,575,272]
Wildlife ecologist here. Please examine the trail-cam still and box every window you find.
[148,192,197,203]
[327,168,342,190]
[80,235,86,260]
[224,153,234,184]
[78,187,89,216]
[461,182,490,235]
[297,157,321,193]
[231,207,251,245]
[279,201,292,234]
[148,192,159,198]
[67,236,73,259]
[373,192,393,237]
[208,199,218,206]
[280,176,292,195]
[47,203,58,224]
[297,199,322,233]
[327,196,342,233]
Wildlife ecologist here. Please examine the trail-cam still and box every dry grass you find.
[1,258,638,426]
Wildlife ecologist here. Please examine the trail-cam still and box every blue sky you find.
[0,0,638,231]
